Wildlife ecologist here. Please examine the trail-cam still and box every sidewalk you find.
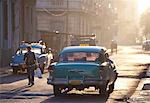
[0,66,12,76]
[128,65,150,102]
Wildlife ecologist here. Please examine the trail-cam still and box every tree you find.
[140,8,150,39]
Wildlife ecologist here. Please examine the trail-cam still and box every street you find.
[0,45,150,103]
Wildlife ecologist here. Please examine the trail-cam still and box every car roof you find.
[60,46,106,54]
[19,43,44,49]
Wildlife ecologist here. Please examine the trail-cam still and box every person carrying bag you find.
[24,46,36,86]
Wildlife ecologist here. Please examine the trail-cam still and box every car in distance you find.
[47,46,118,96]
[10,42,53,74]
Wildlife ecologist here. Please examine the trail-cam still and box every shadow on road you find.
[115,63,150,102]
[0,73,27,84]
[40,93,110,103]
[0,85,31,99]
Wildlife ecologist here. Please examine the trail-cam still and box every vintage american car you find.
[47,46,118,96]
[10,42,53,74]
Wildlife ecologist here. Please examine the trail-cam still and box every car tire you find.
[13,67,18,74]
[53,85,61,96]
[108,83,114,93]
[21,68,25,72]
[99,85,107,95]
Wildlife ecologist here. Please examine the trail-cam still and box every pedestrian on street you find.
[24,46,36,86]
[111,40,117,54]
[111,40,114,54]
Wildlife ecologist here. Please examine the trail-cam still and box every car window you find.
[16,50,21,54]
[16,48,41,54]
[59,52,103,62]
[16,48,27,54]
[31,48,41,54]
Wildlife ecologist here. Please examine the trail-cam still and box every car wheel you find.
[53,85,61,96]
[99,85,107,95]
[13,67,18,74]
[21,68,25,72]
[108,83,114,93]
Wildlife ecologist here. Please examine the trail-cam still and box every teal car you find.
[47,46,118,96]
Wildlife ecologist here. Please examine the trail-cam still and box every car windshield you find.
[59,52,104,62]
[16,48,41,54]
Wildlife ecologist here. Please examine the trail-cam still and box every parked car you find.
[10,42,53,74]
[47,46,118,96]
[142,40,150,51]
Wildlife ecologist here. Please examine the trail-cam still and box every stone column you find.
[7,0,12,49]
[0,0,3,49]
[0,0,3,67]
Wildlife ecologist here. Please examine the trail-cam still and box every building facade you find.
[0,0,36,67]
[36,0,117,48]
[94,0,118,47]
[37,0,94,35]
[36,0,97,51]
[113,0,138,45]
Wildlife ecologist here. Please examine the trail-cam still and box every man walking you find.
[111,40,117,54]
[24,46,36,86]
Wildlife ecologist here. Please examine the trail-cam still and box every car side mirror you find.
[100,62,109,67]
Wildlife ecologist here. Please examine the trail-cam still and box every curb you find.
[0,66,12,75]
[128,67,150,102]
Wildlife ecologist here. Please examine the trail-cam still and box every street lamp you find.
[54,30,61,52]
[55,30,59,34]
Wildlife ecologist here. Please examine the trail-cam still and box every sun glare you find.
[138,0,150,15]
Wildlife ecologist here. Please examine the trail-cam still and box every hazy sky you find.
[138,0,150,15]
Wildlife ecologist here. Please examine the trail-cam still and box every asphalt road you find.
[0,45,149,103]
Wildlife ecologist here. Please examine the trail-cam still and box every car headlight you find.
[10,63,13,66]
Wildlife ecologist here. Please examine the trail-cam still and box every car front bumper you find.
[10,63,26,68]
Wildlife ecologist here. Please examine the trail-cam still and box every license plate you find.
[13,64,19,66]
[70,80,81,85]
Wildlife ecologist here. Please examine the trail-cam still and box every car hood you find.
[12,54,24,64]
[36,53,47,58]
[11,53,47,64]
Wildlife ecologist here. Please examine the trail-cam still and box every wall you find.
[36,0,96,36]
[36,0,116,48]
[114,0,138,45]
[0,0,36,67]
